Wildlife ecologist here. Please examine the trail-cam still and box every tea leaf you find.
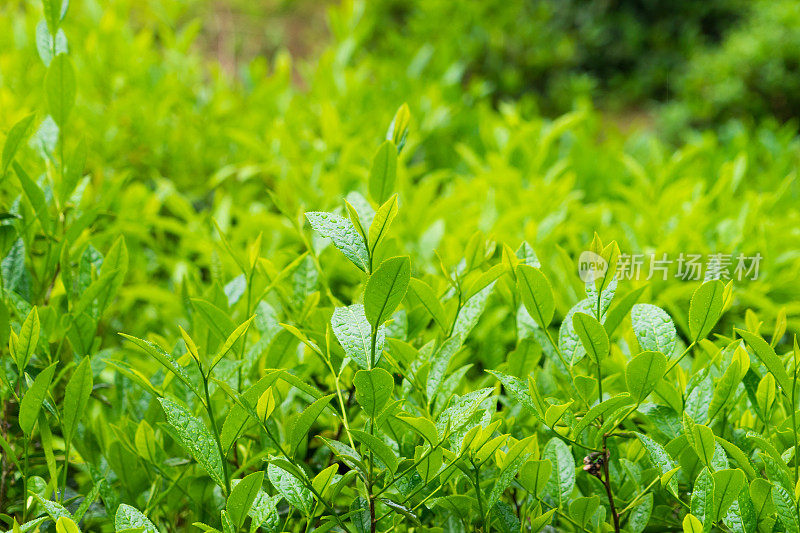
[62,356,93,446]
[354,368,393,419]
[631,303,677,357]
[18,362,58,435]
[267,461,313,516]
[635,433,678,494]
[572,312,609,363]
[158,398,225,488]
[350,429,398,473]
[736,329,793,395]
[289,394,334,453]
[626,351,667,404]
[712,469,745,521]
[408,278,448,333]
[332,304,385,369]
[541,437,575,506]
[519,459,551,497]
[691,467,715,532]
[369,140,397,204]
[516,265,555,329]
[689,280,725,342]
[2,114,35,174]
[364,256,410,329]
[306,211,369,272]
[368,194,398,257]
[14,307,40,373]
[772,483,800,533]
[45,54,76,126]
[114,504,159,533]
[226,471,264,529]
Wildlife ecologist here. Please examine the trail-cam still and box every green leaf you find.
[364,256,410,329]
[626,351,667,404]
[715,436,757,480]
[604,286,648,337]
[368,194,398,257]
[628,493,653,533]
[226,471,264,529]
[691,467,715,532]
[724,487,757,533]
[487,370,543,420]
[544,400,573,428]
[32,495,72,521]
[487,436,535,510]
[736,329,793,396]
[220,511,235,533]
[541,437,575,506]
[62,356,93,446]
[331,304,385,369]
[683,514,703,533]
[289,394,334,453]
[631,303,677,357]
[369,140,397,204]
[190,298,237,344]
[210,316,254,372]
[572,311,609,363]
[707,361,742,423]
[689,280,725,342]
[45,54,76,126]
[519,459,551,497]
[408,278,448,333]
[574,393,634,437]
[42,0,67,34]
[2,114,35,174]
[54,517,80,533]
[749,478,775,521]
[120,334,203,399]
[635,433,678,495]
[306,211,369,271]
[569,496,600,528]
[395,415,438,445]
[350,429,398,473]
[712,469,745,521]
[427,335,462,400]
[14,163,52,234]
[19,362,58,435]
[530,509,555,532]
[14,306,40,374]
[692,424,717,468]
[354,368,393,419]
[380,499,421,526]
[115,504,158,533]
[267,461,313,516]
[158,397,225,487]
[516,265,555,329]
[386,102,410,151]
[772,483,800,533]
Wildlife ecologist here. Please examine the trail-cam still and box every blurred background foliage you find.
[1,0,799,339]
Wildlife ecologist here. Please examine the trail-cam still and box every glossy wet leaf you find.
[364,256,410,328]
[158,398,225,488]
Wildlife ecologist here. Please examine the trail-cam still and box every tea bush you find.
[1,1,800,532]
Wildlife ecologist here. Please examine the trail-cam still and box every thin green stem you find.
[60,440,70,504]
[203,376,231,495]
[665,342,696,374]
[22,439,28,522]
[618,476,659,515]
[472,459,485,529]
